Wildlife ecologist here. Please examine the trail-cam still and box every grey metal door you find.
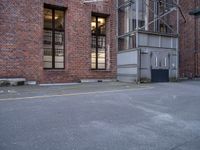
[151,52,169,82]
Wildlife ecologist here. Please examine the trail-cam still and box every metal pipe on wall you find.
[176,0,179,79]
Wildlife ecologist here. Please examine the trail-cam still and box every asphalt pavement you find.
[0,81,200,150]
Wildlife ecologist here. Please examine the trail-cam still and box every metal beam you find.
[141,0,177,33]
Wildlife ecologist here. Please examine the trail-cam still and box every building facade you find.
[0,0,200,84]
[179,0,200,78]
[0,0,116,84]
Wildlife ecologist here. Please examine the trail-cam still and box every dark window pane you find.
[55,31,64,68]
[91,16,106,70]
[55,31,64,46]
[92,35,96,48]
[44,8,52,29]
[55,10,64,30]
[91,16,96,34]
[43,7,65,69]
[98,36,106,48]
[43,30,52,45]
[44,30,53,68]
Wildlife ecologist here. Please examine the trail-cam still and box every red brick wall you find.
[195,14,200,77]
[0,0,43,81]
[195,0,200,76]
[0,0,117,83]
[179,0,199,78]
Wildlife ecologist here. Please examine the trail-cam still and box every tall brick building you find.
[0,0,116,83]
[179,0,200,78]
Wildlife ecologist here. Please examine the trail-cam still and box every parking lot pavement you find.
[0,81,200,150]
[0,82,151,100]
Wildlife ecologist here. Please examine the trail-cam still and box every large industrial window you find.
[91,16,106,70]
[43,6,65,69]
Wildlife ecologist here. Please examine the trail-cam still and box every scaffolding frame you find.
[116,0,186,81]
[117,0,185,39]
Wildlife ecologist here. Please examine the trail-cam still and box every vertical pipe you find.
[137,48,141,83]
[116,0,119,52]
[129,0,133,48]
[125,5,129,49]
[194,16,197,77]
[136,0,139,48]
[197,19,199,78]
[96,17,98,69]
[136,0,139,30]
[153,0,158,31]
[116,0,119,79]
[52,9,55,69]
[194,1,198,77]
[136,0,140,82]
[145,0,149,30]
[176,0,179,80]
[168,53,171,77]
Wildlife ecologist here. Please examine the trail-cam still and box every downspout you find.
[196,16,199,77]
[116,0,119,80]
[176,0,180,80]
[194,15,197,77]
[189,1,199,77]
[194,1,199,77]
[145,0,149,31]
[136,0,140,83]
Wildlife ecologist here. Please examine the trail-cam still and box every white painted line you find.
[39,83,80,86]
[0,86,153,102]
[8,90,17,93]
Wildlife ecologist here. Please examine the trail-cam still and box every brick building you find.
[0,0,116,84]
[0,0,200,84]
[179,0,200,78]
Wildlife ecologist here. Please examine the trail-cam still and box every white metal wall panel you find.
[138,34,148,46]
[161,37,172,48]
[172,38,177,49]
[117,51,138,65]
[148,35,159,47]
[138,33,177,49]
[117,50,139,82]
[117,68,137,75]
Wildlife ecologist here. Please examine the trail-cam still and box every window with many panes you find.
[91,15,106,70]
[43,5,65,69]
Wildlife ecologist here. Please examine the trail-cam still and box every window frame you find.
[43,4,66,70]
[91,15,107,70]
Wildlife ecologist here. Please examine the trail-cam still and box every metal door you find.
[151,52,169,82]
